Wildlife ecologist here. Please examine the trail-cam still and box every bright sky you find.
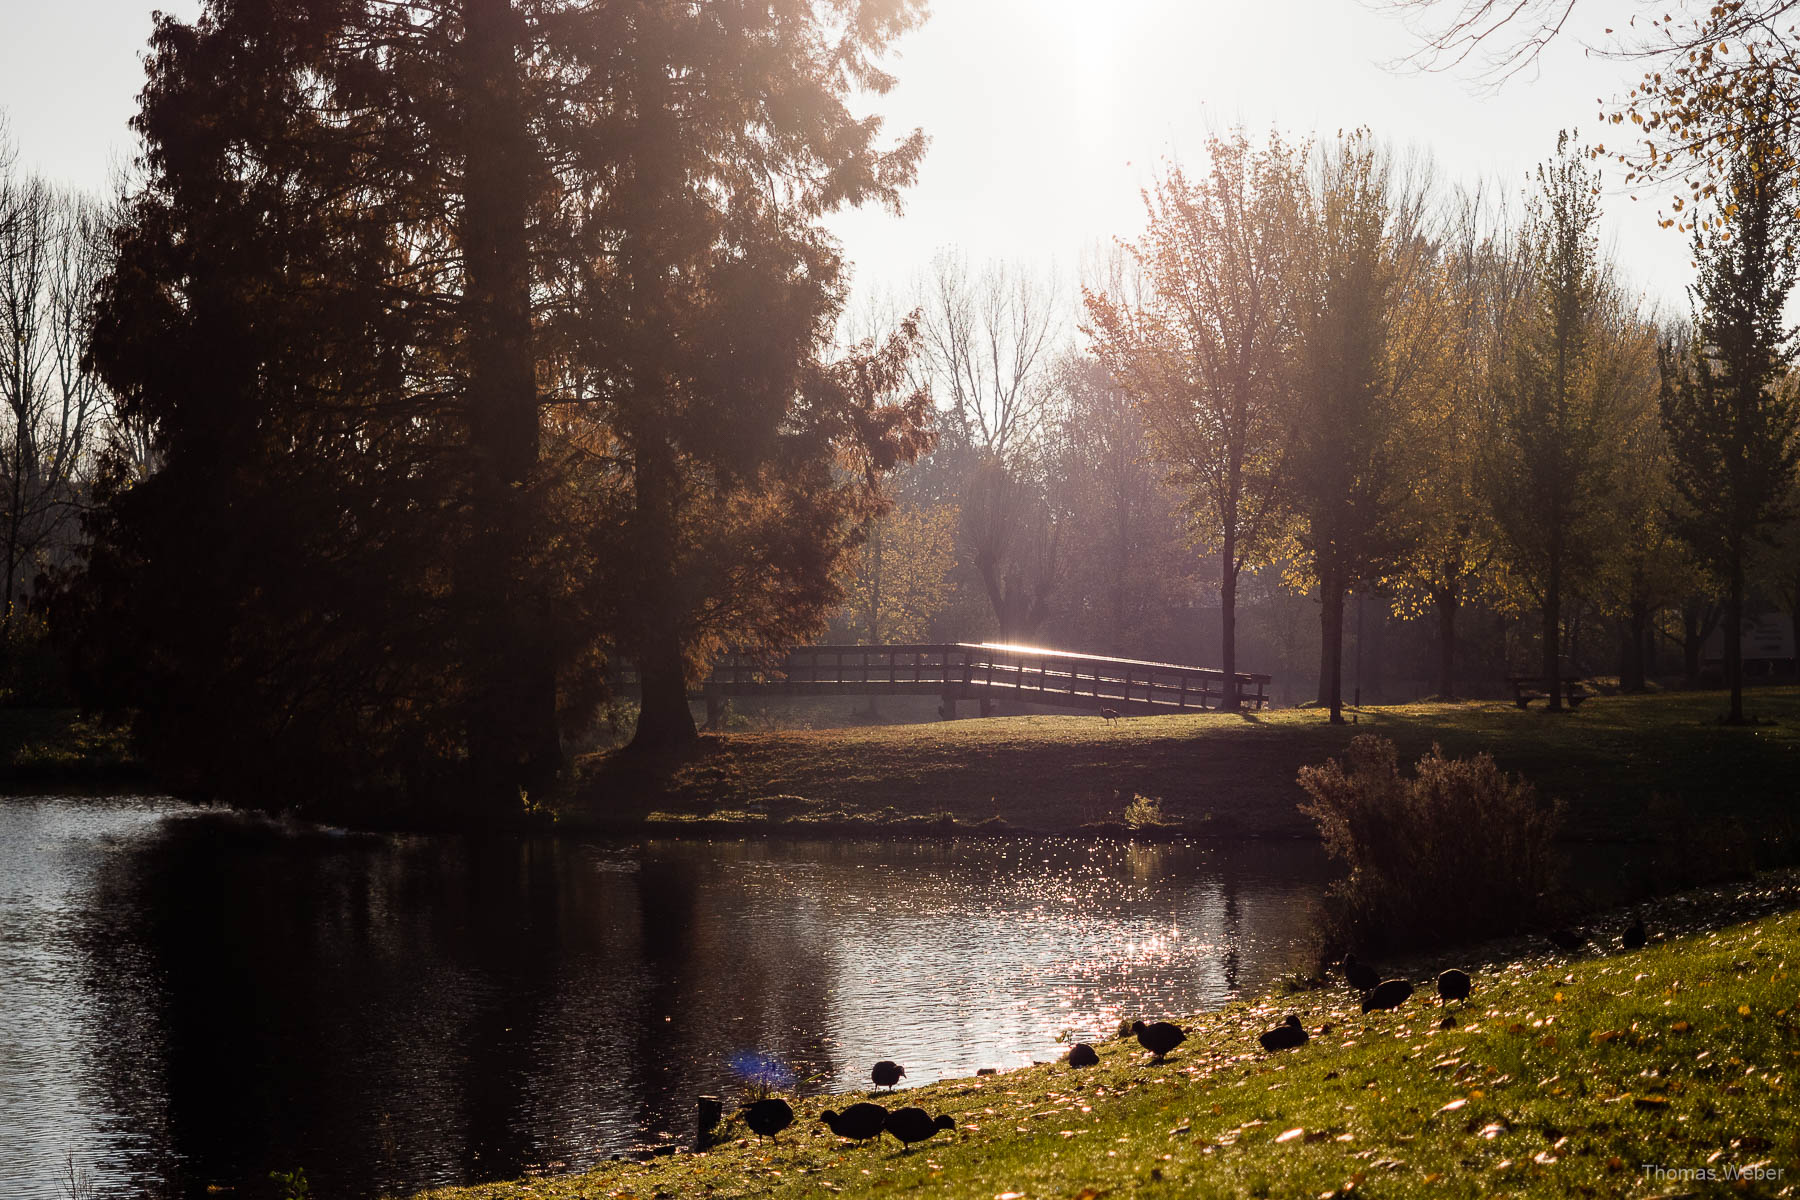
[0,0,1695,313]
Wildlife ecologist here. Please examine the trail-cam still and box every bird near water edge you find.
[871,1060,905,1091]
[821,1102,889,1143]
[1362,978,1414,1013]
[743,1097,794,1142]
[1131,1019,1186,1060]
[1342,953,1381,992]
[1259,1014,1308,1052]
[1436,968,1472,1005]
[884,1106,955,1150]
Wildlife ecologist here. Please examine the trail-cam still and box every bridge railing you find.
[702,643,1269,711]
[951,643,1268,711]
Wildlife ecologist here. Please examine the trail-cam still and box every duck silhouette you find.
[1259,1014,1308,1052]
[1622,916,1647,950]
[821,1102,889,1143]
[1436,968,1472,1004]
[1067,1042,1099,1067]
[1131,1020,1186,1060]
[1342,953,1381,992]
[884,1106,955,1150]
[1361,978,1413,1013]
[743,1097,794,1142]
[871,1060,906,1091]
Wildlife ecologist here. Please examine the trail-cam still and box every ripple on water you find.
[0,799,1329,1200]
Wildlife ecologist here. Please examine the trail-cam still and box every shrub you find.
[1121,793,1168,830]
[1298,735,1563,952]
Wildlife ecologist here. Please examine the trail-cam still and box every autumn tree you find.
[1287,132,1445,723]
[1086,132,1301,709]
[1384,1,1800,222]
[1482,136,1653,709]
[76,0,930,812]
[843,497,958,644]
[1659,138,1800,722]
[1382,193,1521,699]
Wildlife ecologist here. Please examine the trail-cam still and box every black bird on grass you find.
[884,1106,955,1149]
[1099,708,1122,721]
[1361,978,1413,1013]
[1622,916,1647,951]
[743,1098,794,1142]
[1436,968,1472,1005]
[1259,1014,1308,1052]
[1341,954,1381,992]
[1131,1019,1187,1060]
[1067,1042,1099,1067]
[871,1060,906,1091]
[821,1103,889,1144]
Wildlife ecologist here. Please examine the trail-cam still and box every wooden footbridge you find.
[695,643,1270,719]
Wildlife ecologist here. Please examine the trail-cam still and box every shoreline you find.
[409,865,1800,1200]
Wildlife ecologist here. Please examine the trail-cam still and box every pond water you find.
[0,795,1332,1199]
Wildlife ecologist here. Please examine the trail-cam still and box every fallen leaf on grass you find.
[1275,1128,1306,1144]
[1436,1099,1468,1114]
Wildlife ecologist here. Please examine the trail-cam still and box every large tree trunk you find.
[1542,547,1563,711]
[1726,542,1746,723]
[628,439,699,752]
[634,632,697,749]
[1321,571,1346,724]
[1620,607,1648,693]
[460,0,559,805]
[1681,597,1722,687]
[1220,534,1239,712]
[1433,579,1458,700]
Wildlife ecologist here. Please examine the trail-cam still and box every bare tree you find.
[915,252,1066,645]
[0,148,108,612]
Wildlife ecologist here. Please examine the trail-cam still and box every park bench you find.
[1506,676,1589,709]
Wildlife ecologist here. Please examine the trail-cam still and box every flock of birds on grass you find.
[728,913,1651,1153]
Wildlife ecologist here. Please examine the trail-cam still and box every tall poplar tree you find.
[1660,136,1800,724]
[1483,136,1646,710]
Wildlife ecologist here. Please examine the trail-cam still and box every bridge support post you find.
[938,692,958,721]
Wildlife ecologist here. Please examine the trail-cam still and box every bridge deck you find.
[700,643,1269,714]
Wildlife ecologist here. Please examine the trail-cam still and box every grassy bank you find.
[415,877,1800,1200]
[567,688,1800,843]
[0,707,144,788]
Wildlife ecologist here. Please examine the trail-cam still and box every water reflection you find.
[0,797,1330,1199]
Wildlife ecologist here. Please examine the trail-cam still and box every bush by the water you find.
[1298,735,1563,952]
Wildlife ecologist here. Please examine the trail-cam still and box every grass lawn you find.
[566,687,1800,843]
[412,877,1800,1200]
[0,706,142,787]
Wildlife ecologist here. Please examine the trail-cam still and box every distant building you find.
[1702,612,1795,675]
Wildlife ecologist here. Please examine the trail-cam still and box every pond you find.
[0,795,1332,1199]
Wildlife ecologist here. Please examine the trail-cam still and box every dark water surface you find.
[0,795,1331,1199]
